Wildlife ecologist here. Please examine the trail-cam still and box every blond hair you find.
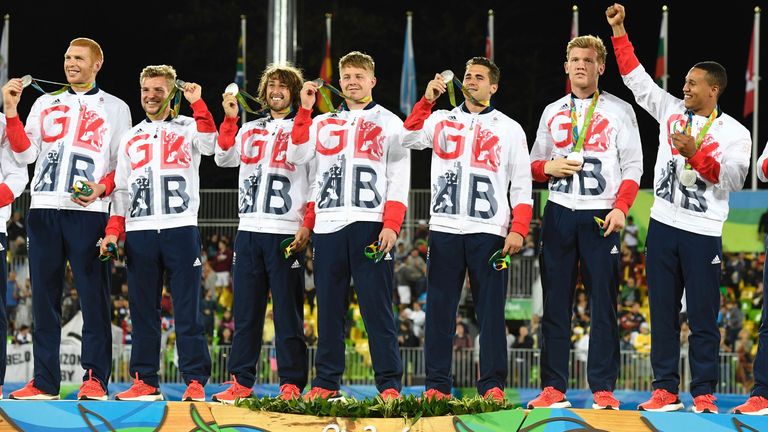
[566,35,607,64]
[338,51,375,74]
[139,65,177,89]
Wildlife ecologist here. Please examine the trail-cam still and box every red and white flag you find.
[744,12,758,118]
[485,9,494,61]
[565,6,578,94]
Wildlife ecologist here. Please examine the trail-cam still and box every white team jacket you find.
[530,92,643,210]
[111,101,216,232]
[403,100,533,238]
[614,34,751,236]
[0,115,30,233]
[215,113,314,235]
[287,102,411,234]
[16,87,131,213]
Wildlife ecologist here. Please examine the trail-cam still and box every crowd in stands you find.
[2,210,765,389]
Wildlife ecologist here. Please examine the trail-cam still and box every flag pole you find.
[0,14,9,112]
[572,5,578,38]
[661,5,668,91]
[487,9,494,61]
[240,14,247,124]
[752,7,761,190]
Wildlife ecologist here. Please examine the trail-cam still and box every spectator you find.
[219,327,233,346]
[305,254,316,313]
[14,324,32,345]
[219,309,235,334]
[6,211,25,244]
[61,288,80,325]
[14,283,32,329]
[6,271,19,326]
[212,239,234,291]
[513,325,534,349]
[620,277,640,306]
[724,299,744,349]
[633,323,651,354]
[572,289,590,328]
[200,290,217,340]
[398,320,419,348]
[201,261,217,300]
[622,216,639,256]
[413,220,429,243]
[408,301,425,339]
[619,301,645,337]
[303,322,317,347]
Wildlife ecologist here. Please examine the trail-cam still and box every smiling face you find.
[265,78,292,113]
[339,65,376,101]
[140,76,172,119]
[63,45,101,85]
[683,67,718,112]
[564,47,604,94]
[462,64,497,103]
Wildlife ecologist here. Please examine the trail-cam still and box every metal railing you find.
[109,345,749,394]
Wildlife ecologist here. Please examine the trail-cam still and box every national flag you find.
[485,9,494,61]
[399,12,416,115]
[566,6,578,94]
[317,13,333,113]
[744,12,758,118]
[0,16,8,109]
[655,6,668,89]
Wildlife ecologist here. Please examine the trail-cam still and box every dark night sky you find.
[3,0,767,189]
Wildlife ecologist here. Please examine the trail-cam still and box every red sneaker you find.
[423,388,452,401]
[484,387,505,403]
[9,380,59,400]
[278,384,302,401]
[379,388,401,401]
[115,373,163,401]
[77,370,107,401]
[733,396,768,415]
[592,390,620,410]
[637,389,683,412]
[303,386,339,401]
[182,380,205,402]
[692,394,718,414]
[212,375,253,404]
[527,386,570,409]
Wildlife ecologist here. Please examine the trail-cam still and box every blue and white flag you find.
[399,12,416,116]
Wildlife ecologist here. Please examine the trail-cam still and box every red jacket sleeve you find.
[5,115,31,153]
[510,204,533,238]
[403,96,435,131]
[613,180,640,215]
[291,107,313,145]
[218,116,240,151]
[190,99,217,133]
[105,215,126,238]
[687,148,721,184]
[530,160,550,183]
[611,34,642,76]
[0,183,14,207]
[301,202,316,231]
[382,200,407,234]
[98,171,116,197]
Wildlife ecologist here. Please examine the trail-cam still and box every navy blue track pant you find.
[312,222,402,392]
[646,218,721,397]
[0,233,7,385]
[750,239,768,398]
[28,209,112,393]
[539,202,620,393]
[424,230,508,395]
[125,226,211,387]
[228,231,307,389]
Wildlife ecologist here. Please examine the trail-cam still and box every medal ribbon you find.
[446,77,489,108]
[29,77,94,96]
[683,107,718,169]
[570,90,600,153]
[314,79,372,111]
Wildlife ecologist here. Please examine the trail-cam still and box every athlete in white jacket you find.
[102,65,215,402]
[608,3,751,414]
[212,64,314,403]
[528,35,642,411]
[3,38,131,401]
[287,51,410,401]
[402,57,532,403]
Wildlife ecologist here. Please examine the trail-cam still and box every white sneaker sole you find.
[115,394,164,401]
[734,408,768,415]
[692,407,718,414]
[528,401,572,409]
[592,403,619,410]
[9,394,60,400]
[638,403,684,412]
[78,395,108,401]
[212,397,236,405]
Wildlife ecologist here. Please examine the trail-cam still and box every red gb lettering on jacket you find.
[582,113,612,152]
[666,114,687,155]
[125,134,152,170]
[270,128,295,171]
[433,120,465,160]
[240,128,268,164]
[40,105,72,143]
[161,130,191,169]
[316,118,348,155]
[73,107,106,151]
[354,119,384,161]
[470,124,501,172]
[548,110,573,149]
